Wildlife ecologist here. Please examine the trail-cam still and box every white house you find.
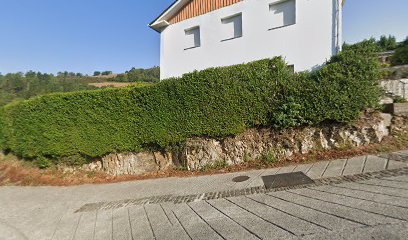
[150,0,344,80]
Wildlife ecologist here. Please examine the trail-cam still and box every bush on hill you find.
[377,35,397,51]
[391,46,408,66]
[391,38,408,66]
[110,67,160,83]
[0,72,96,107]
[0,41,381,164]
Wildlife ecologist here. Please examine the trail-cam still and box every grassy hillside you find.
[0,66,160,107]
[0,72,98,107]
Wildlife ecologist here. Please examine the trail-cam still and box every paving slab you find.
[314,184,408,208]
[93,209,112,240]
[362,179,408,191]
[273,190,400,226]
[383,174,408,182]
[323,159,347,178]
[295,187,408,221]
[303,222,408,240]
[232,169,265,189]
[175,203,225,240]
[73,211,96,240]
[186,172,242,194]
[144,204,190,240]
[342,156,366,176]
[245,167,281,188]
[305,161,330,179]
[387,159,408,170]
[396,150,408,156]
[188,201,259,240]
[0,221,28,240]
[51,212,82,240]
[209,198,294,239]
[363,155,388,173]
[292,163,314,174]
[112,208,133,240]
[275,165,297,174]
[251,193,360,231]
[338,181,408,198]
[127,206,155,240]
[229,195,322,237]
[381,152,408,163]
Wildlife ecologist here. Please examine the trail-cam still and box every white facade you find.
[151,0,343,80]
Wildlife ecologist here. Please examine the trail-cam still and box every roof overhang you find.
[149,0,345,32]
[149,0,191,33]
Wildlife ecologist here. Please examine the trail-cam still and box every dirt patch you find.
[88,82,134,88]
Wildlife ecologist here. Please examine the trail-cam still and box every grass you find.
[200,161,229,172]
[259,150,279,164]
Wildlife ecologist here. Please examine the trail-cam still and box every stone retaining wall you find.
[82,112,393,176]
[393,103,408,116]
[381,79,408,100]
[383,64,408,80]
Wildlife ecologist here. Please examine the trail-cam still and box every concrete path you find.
[1,150,408,240]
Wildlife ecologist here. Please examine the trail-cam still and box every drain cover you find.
[262,172,314,189]
[232,176,250,183]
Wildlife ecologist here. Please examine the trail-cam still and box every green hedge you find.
[0,41,381,163]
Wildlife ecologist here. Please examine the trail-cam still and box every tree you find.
[402,37,408,47]
[0,70,96,107]
[113,74,128,82]
[391,45,408,66]
[93,71,101,76]
[377,35,397,51]
[101,71,112,76]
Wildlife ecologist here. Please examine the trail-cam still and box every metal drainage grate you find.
[232,176,250,183]
[262,172,315,190]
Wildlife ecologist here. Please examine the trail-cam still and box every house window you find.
[221,13,242,41]
[184,26,201,50]
[269,0,296,30]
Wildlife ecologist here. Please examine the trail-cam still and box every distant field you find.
[88,82,134,88]
[90,74,119,79]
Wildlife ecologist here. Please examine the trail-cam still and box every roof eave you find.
[149,0,191,32]
[149,20,170,33]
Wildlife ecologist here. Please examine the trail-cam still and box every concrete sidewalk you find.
[0,150,408,240]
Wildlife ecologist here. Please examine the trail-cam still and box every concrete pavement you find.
[1,150,408,240]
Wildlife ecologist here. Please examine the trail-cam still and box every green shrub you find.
[391,45,408,66]
[259,150,278,164]
[200,161,228,171]
[101,71,113,76]
[34,156,52,169]
[393,96,408,103]
[59,154,90,166]
[271,40,381,128]
[377,35,397,51]
[0,42,382,163]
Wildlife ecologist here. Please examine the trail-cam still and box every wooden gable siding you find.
[169,0,242,24]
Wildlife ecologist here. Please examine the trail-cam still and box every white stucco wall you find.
[160,0,340,79]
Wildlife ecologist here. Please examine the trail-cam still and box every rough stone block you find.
[393,103,408,116]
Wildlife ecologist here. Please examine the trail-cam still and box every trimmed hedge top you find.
[0,41,382,163]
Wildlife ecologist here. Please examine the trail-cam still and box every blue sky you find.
[0,0,407,75]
